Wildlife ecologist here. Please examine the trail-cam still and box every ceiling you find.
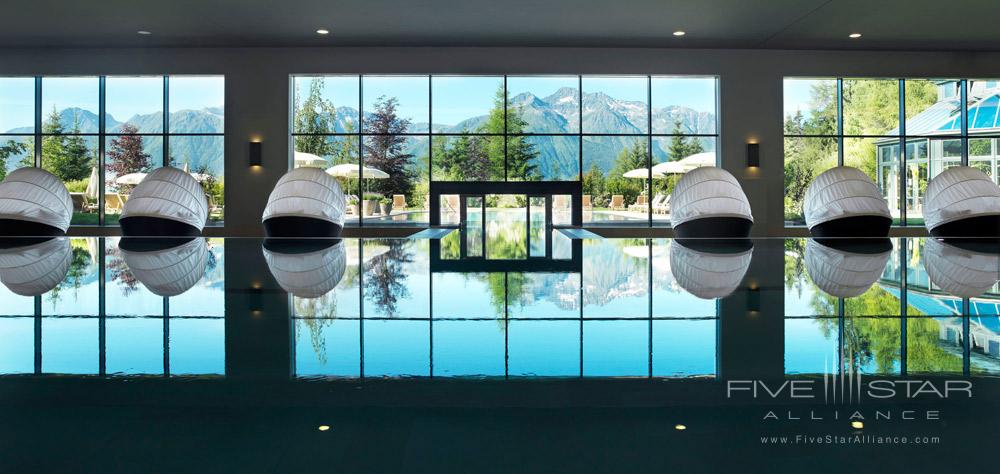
[2,0,998,51]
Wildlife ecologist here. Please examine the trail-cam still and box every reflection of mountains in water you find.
[322,87,715,178]
[4,107,224,175]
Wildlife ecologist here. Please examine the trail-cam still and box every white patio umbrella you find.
[326,163,390,179]
[115,172,147,185]
[294,151,329,168]
[84,166,99,200]
[622,168,664,179]
[652,151,716,175]
[327,163,389,195]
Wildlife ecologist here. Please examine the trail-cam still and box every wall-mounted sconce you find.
[747,287,760,313]
[249,141,262,167]
[747,143,760,168]
[249,286,263,313]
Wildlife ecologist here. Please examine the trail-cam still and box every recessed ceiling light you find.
[316,29,330,35]
[674,424,687,430]
[318,425,330,431]
[849,33,862,39]
[137,30,152,35]
[850,421,864,429]
[672,31,686,37]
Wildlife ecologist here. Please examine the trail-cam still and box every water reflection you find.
[670,239,753,299]
[0,237,71,296]
[0,237,225,376]
[785,237,1000,376]
[2,237,998,380]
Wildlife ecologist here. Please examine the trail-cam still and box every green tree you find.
[363,96,414,198]
[294,78,338,157]
[0,139,27,181]
[106,124,152,185]
[582,163,606,203]
[605,140,648,205]
[665,119,704,160]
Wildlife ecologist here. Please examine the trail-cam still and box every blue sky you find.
[0,76,223,132]
[295,75,718,128]
[783,78,833,119]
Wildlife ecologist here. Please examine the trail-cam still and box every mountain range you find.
[320,87,716,177]
[4,107,224,174]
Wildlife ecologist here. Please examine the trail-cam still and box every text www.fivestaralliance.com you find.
[760,435,940,445]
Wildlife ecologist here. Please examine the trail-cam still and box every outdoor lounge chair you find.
[652,194,671,214]
[392,194,407,209]
[610,194,625,210]
[105,193,125,214]
[628,195,648,213]
[582,194,592,210]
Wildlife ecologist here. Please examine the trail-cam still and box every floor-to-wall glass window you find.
[290,75,718,227]
[784,77,998,226]
[0,75,225,226]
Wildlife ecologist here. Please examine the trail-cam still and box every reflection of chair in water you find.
[610,194,624,210]
[0,237,71,296]
[552,195,569,210]
[119,237,209,297]
[669,239,753,299]
[924,238,1000,298]
[105,193,125,214]
[262,239,346,298]
[805,238,892,298]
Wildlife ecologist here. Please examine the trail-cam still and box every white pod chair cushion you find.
[263,240,346,298]
[804,166,891,236]
[119,238,208,297]
[0,237,71,296]
[120,167,208,235]
[924,238,1000,298]
[669,240,753,299]
[0,168,73,234]
[924,166,1000,236]
[262,167,346,237]
[670,167,753,237]
[805,239,891,298]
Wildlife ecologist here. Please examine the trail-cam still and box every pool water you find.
[2,235,999,471]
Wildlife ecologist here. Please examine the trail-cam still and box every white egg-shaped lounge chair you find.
[0,168,73,236]
[119,167,208,236]
[670,167,753,238]
[262,238,346,298]
[924,238,1000,298]
[924,166,1000,237]
[805,238,892,298]
[262,167,346,237]
[118,237,208,297]
[0,237,71,296]
[804,166,892,237]
[669,239,753,299]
